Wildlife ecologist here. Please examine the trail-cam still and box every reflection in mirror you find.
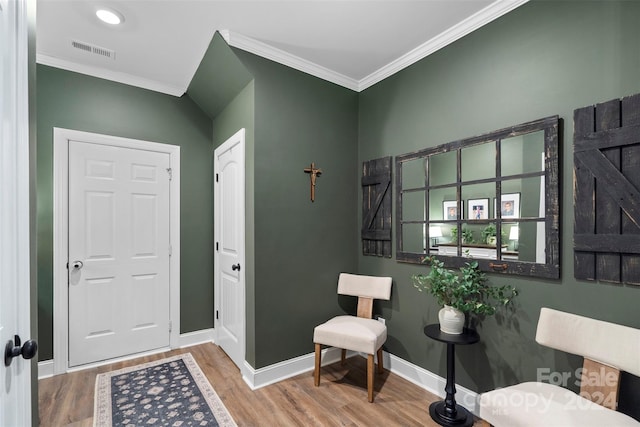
[500,176,543,218]
[429,151,457,186]
[502,131,544,176]
[499,221,546,263]
[461,142,495,181]
[429,188,457,221]
[437,221,506,259]
[462,183,495,219]
[428,225,443,248]
[402,158,425,190]
[402,190,425,221]
[395,115,560,279]
[402,223,427,254]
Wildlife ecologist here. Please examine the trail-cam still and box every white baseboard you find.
[37,328,479,415]
[37,359,55,379]
[242,347,356,390]
[179,328,215,348]
[241,349,478,415]
[384,352,479,415]
[38,328,216,380]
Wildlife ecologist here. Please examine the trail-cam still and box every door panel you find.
[85,191,116,260]
[68,141,171,367]
[220,160,241,342]
[132,194,158,257]
[214,129,245,371]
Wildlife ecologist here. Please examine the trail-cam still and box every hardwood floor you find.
[38,343,485,426]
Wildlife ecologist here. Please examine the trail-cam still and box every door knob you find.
[72,260,84,269]
[4,335,38,367]
[231,263,241,271]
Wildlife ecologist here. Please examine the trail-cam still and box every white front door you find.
[0,0,33,423]
[214,129,246,372]
[68,141,171,367]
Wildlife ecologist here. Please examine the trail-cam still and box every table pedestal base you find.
[429,401,474,427]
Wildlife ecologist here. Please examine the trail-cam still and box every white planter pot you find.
[438,305,465,334]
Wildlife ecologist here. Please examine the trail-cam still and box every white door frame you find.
[213,129,246,377]
[52,128,180,375]
[0,0,32,422]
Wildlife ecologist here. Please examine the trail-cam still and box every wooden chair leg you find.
[367,354,375,402]
[341,348,346,365]
[376,347,384,373]
[314,343,321,386]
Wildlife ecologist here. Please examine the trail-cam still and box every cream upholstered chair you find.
[479,307,640,426]
[313,273,392,402]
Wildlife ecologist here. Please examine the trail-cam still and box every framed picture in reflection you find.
[468,198,489,220]
[495,193,521,219]
[443,200,462,220]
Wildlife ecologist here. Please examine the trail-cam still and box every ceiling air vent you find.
[71,40,116,60]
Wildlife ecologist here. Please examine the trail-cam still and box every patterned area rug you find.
[93,353,237,427]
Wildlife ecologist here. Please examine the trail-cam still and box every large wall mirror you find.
[396,116,560,279]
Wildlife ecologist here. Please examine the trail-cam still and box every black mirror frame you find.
[395,116,560,279]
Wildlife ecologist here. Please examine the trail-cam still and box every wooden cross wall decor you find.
[304,162,322,202]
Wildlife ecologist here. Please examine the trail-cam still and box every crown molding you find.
[221,0,528,93]
[219,30,360,92]
[38,0,527,96]
[358,0,530,91]
[36,53,186,97]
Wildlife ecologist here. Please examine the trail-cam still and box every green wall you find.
[34,0,640,403]
[36,65,214,360]
[187,35,359,369]
[35,32,359,371]
[232,49,360,368]
[188,32,253,118]
[358,0,640,394]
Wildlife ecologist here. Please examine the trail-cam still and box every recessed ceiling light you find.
[96,8,124,25]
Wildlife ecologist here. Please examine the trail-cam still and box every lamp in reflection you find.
[429,226,442,248]
[509,225,519,251]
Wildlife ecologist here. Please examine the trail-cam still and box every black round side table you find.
[424,324,479,427]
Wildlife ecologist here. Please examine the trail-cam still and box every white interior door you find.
[214,129,246,372]
[68,141,171,367]
[0,0,33,423]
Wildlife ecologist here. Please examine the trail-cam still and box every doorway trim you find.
[52,128,180,375]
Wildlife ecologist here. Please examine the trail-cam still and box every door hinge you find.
[216,310,219,320]
[216,242,219,251]
[216,173,219,182]
[169,245,172,257]
[166,167,173,181]
[169,321,172,333]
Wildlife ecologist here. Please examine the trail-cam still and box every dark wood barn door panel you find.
[574,93,640,285]
[362,157,392,257]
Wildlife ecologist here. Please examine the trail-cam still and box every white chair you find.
[479,307,640,426]
[313,273,392,402]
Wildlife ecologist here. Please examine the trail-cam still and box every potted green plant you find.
[411,256,518,334]
[450,227,474,244]
[481,224,506,245]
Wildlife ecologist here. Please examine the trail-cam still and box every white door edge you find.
[213,128,246,377]
[0,0,32,422]
[52,128,181,375]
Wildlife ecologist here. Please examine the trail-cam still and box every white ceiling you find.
[36,0,528,96]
